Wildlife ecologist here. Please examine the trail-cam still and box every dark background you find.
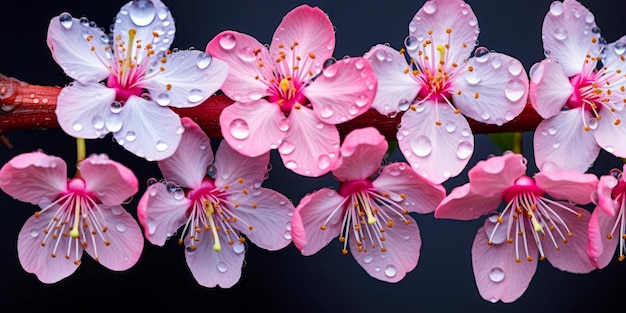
[1,0,624,311]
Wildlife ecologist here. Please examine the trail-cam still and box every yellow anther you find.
[280,78,290,93]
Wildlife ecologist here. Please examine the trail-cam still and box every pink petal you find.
[305,57,377,124]
[291,188,347,256]
[603,35,626,74]
[373,162,446,214]
[587,206,619,269]
[533,110,600,172]
[471,224,537,303]
[213,140,269,189]
[205,31,272,102]
[184,227,244,288]
[112,96,183,161]
[270,5,335,77]
[136,183,191,246]
[467,153,527,198]
[219,100,287,158]
[435,184,502,220]
[227,188,294,251]
[0,152,67,204]
[332,127,387,182]
[594,108,626,158]
[279,107,340,177]
[542,203,595,273]
[17,210,81,283]
[397,101,474,184]
[55,82,117,139]
[541,0,600,77]
[158,117,214,189]
[79,154,138,206]
[409,0,478,68]
[350,214,421,283]
[528,58,574,119]
[84,205,143,271]
[596,175,619,216]
[452,53,528,126]
[364,44,421,116]
[142,50,229,108]
[47,15,111,83]
[535,170,598,205]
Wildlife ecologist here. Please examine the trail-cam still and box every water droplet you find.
[384,265,397,278]
[474,47,489,62]
[278,141,296,155]
[445,123,456,133]
[197,53,212,69]
[489,298,498,303]
[588,118,598,130]
[229,118,250,140]
[155,140,168,152]
[219,33,237,50]
[322,59,337,77]
[548,127,557,135]
[614,41,626,56]
[504,79,525,102]
[110,101,123,113]
[155,93,171,106]
[410,135,433,157]
[375,49,387,62]
[232,242,245,254]
[128,0,156,26]
[552,142,560,149]
[317,155,332,170]
[491,57,502,69]
[173,188,185,200]
[585,12,595,24]
[247,90,263,101]
[72,121,83,132]
[549,1,564,16]
[469,18,478,27]
[508,61,523,76]
[217,262,228,273]
[356,94,369,108]
[125,131,136,142]
[408,21,417,32]
[591,26,601,35]
[278,118,290,132]
[363,254,373,264]
[116,224,127,233]
[605,145,615,153]
[147,177,158,186]
[59,12,73,29]
[456,141,473,160]
[554,27,568,40]
[105,115,123,132]
[285,160,298,169]
[481,112,491,120]
[422,1,437,14]
[465,71,481,85]
[283,231,292,240]
[320,105,334,118]
[30,229,39,237]
[489,267,505,283]
[404,35,419,51]
[187,89,204,103]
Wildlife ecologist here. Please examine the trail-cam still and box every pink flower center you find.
[502,176,545,203]
[338,179,373,197]
[106,74,144,102]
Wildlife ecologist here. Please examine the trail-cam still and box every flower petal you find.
[227,188,294,251]
[279,107,340,177]
[350,214,421,283]
[594,108,626,158]
[142,50,229,108]
[219,100,287,158]
[206,31,272,102]
[533,110,600,172]
[535,170,598,205]
[471,224,537,303]
[291,188,347,256]
[56,82,117,139]
[137,183,191,246]
[373,162,445,214]
[529,58,574,119]
[587,206,619,269]
[157,117,213,189]
[435,184,502,220]
[184,227,244,288]
[84,205,143,271]
[0,152,67,204]
[47,14,111,83]
[467,153,527,198]
[596,175,619,216]
[213,140,269,189]
[452,53,528,126]
[18,210,81,283]
[364,44,421,116]
[397,101,474,184]
[332,127,387,182]
[543,204,595,273]
[79,154,138,206]
[603,35,626,74]
[270,5,335,77]
[541,0,600,77]
[306,57,377,124]
[112,96,183,161]
[408,0,478,67]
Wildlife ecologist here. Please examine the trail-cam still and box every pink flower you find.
[530,0,626,172]
[205,5,377,177]
[137,117,294,288]
[587,166,626,268]
[364,0,529,184]
[0,152,143,283]
[291,127,445,282]
[47,0,228,161]
[435,152,597,303]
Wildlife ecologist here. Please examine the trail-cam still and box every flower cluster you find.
[0,0,625,306]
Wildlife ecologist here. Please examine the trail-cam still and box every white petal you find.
[55,82,116,139]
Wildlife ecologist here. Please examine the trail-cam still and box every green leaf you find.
[487,132,515,153]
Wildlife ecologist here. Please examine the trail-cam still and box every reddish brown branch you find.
[0,74,542,141]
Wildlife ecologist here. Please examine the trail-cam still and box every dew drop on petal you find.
[59,12,73,29]
[217,262,228,273]
[278,141,296,155]
[549,1,564,16]
[585,12,595,24]
[247,90,263,100]
[548,127,557,135]
[187,89,204,103]
[614,42,626,56]
[125,131,136,142]
[322,61,338,77]
[197,53,212,69]
[465,71,481,85]
[285,160,298,170]
[605,145,615,153]
[219,33,237,50]
[105,115,123,132]
[72,121,83,132]
[229,118,250,140]
[320,105,334,118]
[116,224,127,233]
[155,140,169,152]
[317,154,331,170]
[489,267,505,283]
[445,123,456,133]
[283,231,292,240]
[422,1,437,14]
[147,218,157,235]
[404,35,419,51]
[128,0,156,26]
[456,141,473,160]
[553,27,568,40]
[474,47,489,62]
[110,101,123,113]
[410,135,433,157]
[30,229,39,237]
[508,61,523,76]
[384,265,397,278]
[588,118,598,130]
[155,93,171,106]
[504,79,525,102]
[363,254,373,264]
